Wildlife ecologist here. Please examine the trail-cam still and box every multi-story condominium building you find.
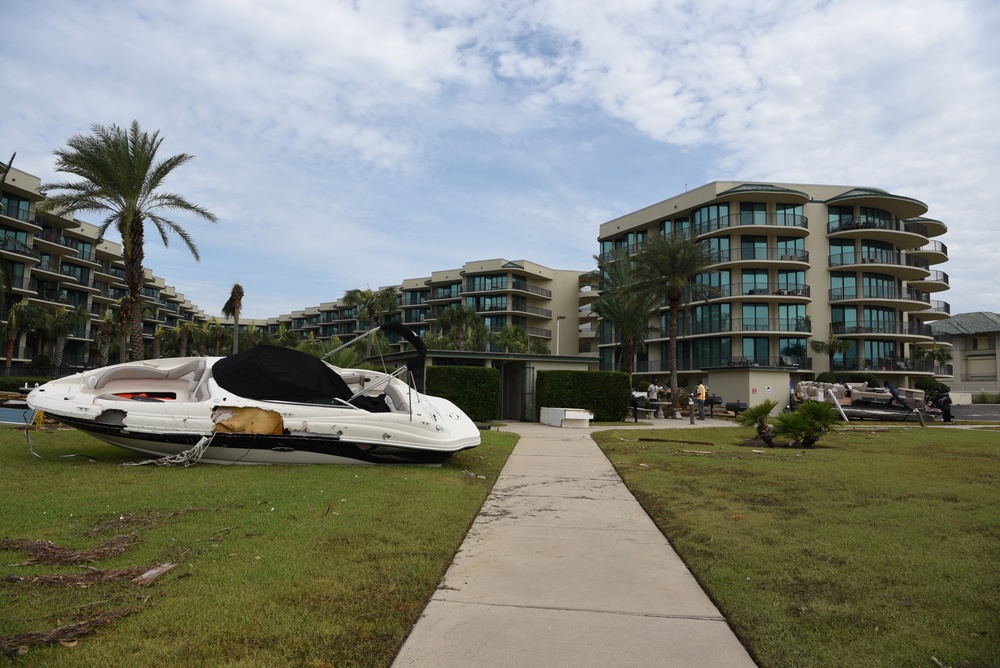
[597,181,952,387]
[262,259,590,358]
[1,165,205,369]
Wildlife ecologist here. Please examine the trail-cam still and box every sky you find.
[3,0,998,320]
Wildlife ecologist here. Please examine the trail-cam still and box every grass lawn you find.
[0,424,516,667]
[592,425,1000,668]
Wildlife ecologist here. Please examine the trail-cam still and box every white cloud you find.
[2,0,998,319]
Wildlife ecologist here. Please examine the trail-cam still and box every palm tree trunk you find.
[125,213,146,361]
[669,298,680,409]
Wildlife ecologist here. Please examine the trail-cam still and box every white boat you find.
[26,323,481,465]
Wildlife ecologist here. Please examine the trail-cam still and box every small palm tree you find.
[95,308,118,367]
[735,399,779,447]
[436,304,481,351]
[493,325,529,353]
[222,283,244,354]
[636,233,719,410]
[343,286,399,357]
[588,248,659,375]
[177,320,197,357]
[46,304,89,371]
[41,121,217,361]
[774,401,840,447]
[810,328,855,372]
[2,300,46,368]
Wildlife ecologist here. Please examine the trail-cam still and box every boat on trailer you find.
[794,380,938,422]
[27,323,481,465]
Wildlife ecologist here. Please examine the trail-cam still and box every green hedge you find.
[536,370,631,422]
[425,366,501,423]
[0,377,50,393]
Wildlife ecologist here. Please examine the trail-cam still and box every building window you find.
[693,203,729,234]
[742,269,768,295]
[742,336,769,363]
[740,235,767,261]
[776,203,803,226]
[740,202,766,226]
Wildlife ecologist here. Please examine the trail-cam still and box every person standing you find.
[696,380,707,420]
[647,379,661,402]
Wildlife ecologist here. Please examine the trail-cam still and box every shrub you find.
[425,365,501,423]
[774,400,840,447]
[536,370,631,422]
[0,377,51,392]
[735,399,779,447]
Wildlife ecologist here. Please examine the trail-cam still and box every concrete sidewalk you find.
[392,419,757,667]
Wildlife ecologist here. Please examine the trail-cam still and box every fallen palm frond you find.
[0,607,140,657]
[0,565,150,586]
[85,508,203,537]
[0,534,137,565]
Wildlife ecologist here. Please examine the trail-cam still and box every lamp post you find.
[556,315,566,355]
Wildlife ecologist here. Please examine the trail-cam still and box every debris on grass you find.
[0,607,140,657]
[0,534,137,565]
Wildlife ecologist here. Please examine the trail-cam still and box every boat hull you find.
[51,415,466,465]
[26,351,481,465]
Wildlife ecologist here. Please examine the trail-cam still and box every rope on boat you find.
[122,434,215,467]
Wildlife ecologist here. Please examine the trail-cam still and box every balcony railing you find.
[829,287,930,303]
[828,216,920,235]
[829,250,929,271]
[832,357,935,373]
[830,322,932,337]
[688,317,812,335]
[928,300,950,315]
[708,248,809,263]
[634,356,814,373]
[691,211,808,237]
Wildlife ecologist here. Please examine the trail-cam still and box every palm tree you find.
[2,300,45,368]
[343,286,399,357]
[177,320,197,357]
[589,248,659,376]
[222,283,244,354]
[152,324,167,359]
[635,233,719,410]
[810,328,855,372]
[95,308,117,367]
[40,121,217,361]
[493,325,529,353]
[735,399,779,447]
[46,304,89,371]
[436,304,481,351]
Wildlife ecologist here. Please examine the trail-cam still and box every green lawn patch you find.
[592,425,1000,668]
[0,425,515,666]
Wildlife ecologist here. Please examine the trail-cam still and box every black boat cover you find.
[213,346,353,403]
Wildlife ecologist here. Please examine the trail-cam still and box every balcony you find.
[830,322,933,339]
[692,211,809,238]
[0,235,40,260]
[908,240,948,264]
[829,250,929,280]
[829,286,930,306]
[635,356,814,373]
[709,247,810,265]
[907,270,949,292]
[687,317,812,336]
[0,202,40,230]
[832,357,935,373]
[827,216,928,249]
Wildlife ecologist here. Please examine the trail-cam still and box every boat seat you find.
[383,384,411,413]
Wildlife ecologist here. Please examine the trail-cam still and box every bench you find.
[540,407,594,428]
